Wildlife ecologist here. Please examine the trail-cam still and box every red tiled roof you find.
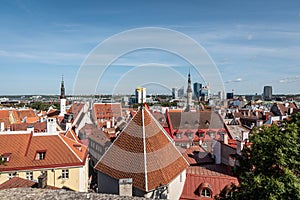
[69,103,85,119]
[0,177,35,189]
[0,132,88,172]
[0,177,60,190]
[0,110,11,128]
[10,121,47,132]
[169,111,225,130]
[63,129,80,142]
[95,107,189,192]
[93,103,122,121]
[180,165,238,200]
[13,109,36,123]
[182,145,214,165]
[0,110,9,119]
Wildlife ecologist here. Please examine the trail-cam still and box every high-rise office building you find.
[172,88,178,99]
[178,86,184,98]
[193,82,202,100]
[263,86,272,101]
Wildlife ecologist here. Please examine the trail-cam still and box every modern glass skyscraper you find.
[263,86,272,100]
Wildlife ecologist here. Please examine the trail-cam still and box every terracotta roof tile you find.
[95,107,189,192]
[10,121,46,132]
[0,177,60,190]
[180,165,238,200]
[182,146,214,165]
[0,132,88,172]
[0,177,36,189]
[169,111,224,130]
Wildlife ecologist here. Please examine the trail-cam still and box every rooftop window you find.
[35,151,46,160]
[201,188,212,198]
[1,153,11,162]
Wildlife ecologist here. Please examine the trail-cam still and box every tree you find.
[224,121,300,200]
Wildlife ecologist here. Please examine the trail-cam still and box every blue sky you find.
[0,0,300,95]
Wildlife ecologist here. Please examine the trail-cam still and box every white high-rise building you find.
[135,87,146,104]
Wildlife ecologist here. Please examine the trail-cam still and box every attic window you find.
[35,151,46,160]
[198,182,212,197]
[201,188,212,198]
[2,153,11,162]
[73,144,82,151]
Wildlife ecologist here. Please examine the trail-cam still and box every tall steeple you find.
[59,75,66,116]
[60,75,66,99]
[186,69,193,112]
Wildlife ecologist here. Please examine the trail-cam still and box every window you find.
[201,188,211,198]
[8,172,16,179]
[35,151,46,160]
[26,172,33,180]
[176,133,182,139]
[62,169,69,179]
[2,153,11,162]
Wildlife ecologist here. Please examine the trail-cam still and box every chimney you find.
[106,121,111,129]
[285,102,289,107]
[288,107,294,115]
[27,126,34,133]
[111,117,115,127]
[256,120,263,127]
[38,172,47,189]
[0,122,4,132]
[221,133,228,145]
[236,140,245,155]
[241,131,249,141]
[213,140,221,164]
[66,122,72,131]
[47,118,57,134]
[119,178,132,197]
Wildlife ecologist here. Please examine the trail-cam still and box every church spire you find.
[186,69,193,112]
[60,75,66,99]
[187,68,192,93]
[59,75,67,116]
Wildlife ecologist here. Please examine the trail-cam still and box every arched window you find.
[201,188,212,198]
[198,183,212,198]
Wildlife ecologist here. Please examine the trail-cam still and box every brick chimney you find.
[38,172,47,189]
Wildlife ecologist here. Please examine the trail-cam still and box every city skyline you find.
[0,0,300,95]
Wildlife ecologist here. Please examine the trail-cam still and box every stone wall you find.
[0,188,152,200]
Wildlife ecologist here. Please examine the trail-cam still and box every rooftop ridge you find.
[142,108,148,192]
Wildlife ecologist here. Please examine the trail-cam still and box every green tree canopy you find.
[220,117,300,200]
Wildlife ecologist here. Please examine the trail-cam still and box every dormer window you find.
[35,151,46,160]
[73,144,82,152]
[2,153,11,162]
[201,188,212,198]
[198,182,212,198]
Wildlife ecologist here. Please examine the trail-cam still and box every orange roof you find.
[180,165,238,200]
[0,177,60,190]
[24,116,39,123]
[10,121,47,132]
[93,103,122,121]
[95,107,189,192]
[0,110,9,119]
[182,145,214,165]
[0,110,11,128]
[0,177,35,189]
[0,132,87,172]
[63,129,80,142]
[13,109,36,123]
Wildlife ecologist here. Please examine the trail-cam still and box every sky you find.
[0,0,300,95]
